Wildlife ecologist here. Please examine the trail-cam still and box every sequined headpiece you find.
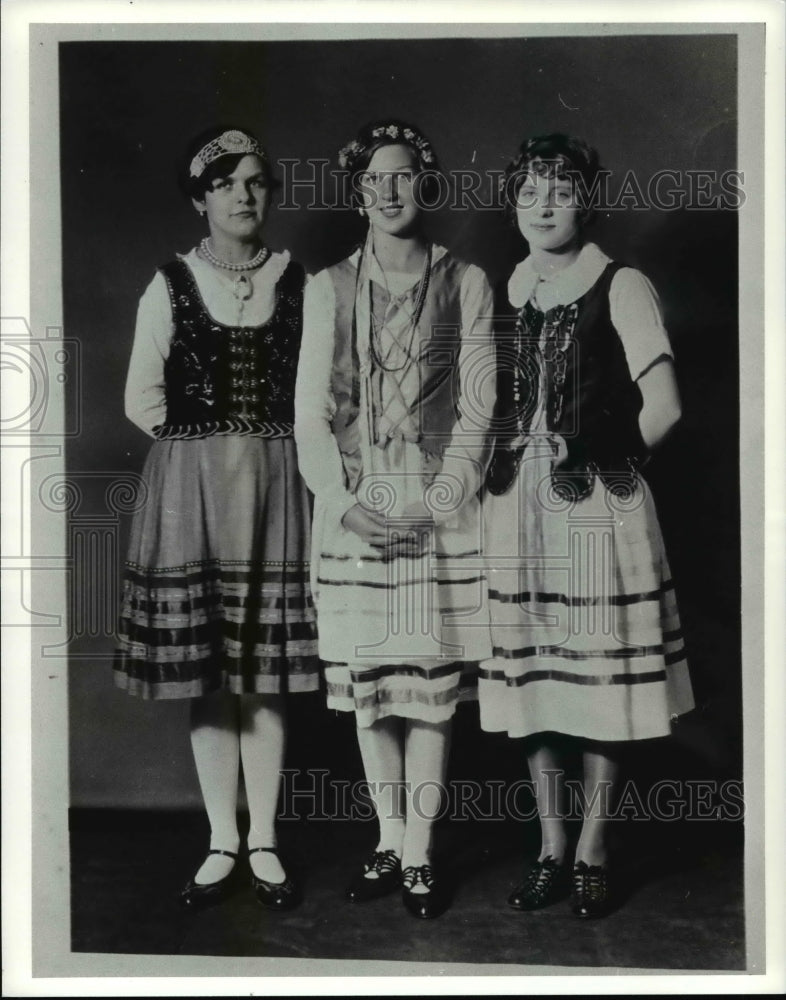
[189,129,267,179]
[338,122,438,173]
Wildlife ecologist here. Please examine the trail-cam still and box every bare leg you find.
[356,715,406,871]
[574,742,619,867]
[240,693,287,883]
[402,718,451,891]
[189,690,241,883]
[526,739,568,863]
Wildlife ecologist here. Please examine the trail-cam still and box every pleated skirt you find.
[114,435,320,699]
[479,442,694,741]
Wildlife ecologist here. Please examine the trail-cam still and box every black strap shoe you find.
[401,864,450,919]
[249,847,303,911]
[571,861,612,919]
[179,848,238,910]
[347,848,402,903]
[507,855,568,911]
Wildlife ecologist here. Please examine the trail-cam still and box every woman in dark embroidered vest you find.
[480,134,694,918]
[114,126,319,911]
[295,121,495,918]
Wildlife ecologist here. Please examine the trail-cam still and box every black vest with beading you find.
[487,260,649,500]
[153,258,305,440]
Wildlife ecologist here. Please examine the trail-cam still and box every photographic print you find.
[3,1,783,994]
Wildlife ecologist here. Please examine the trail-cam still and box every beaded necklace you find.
[198,237,271,303]
[199,236,270,272]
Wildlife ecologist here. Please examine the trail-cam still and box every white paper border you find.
[2,0,784,995]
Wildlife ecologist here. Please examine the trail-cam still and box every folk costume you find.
[115,248,319,699]
[479,243,694,741]
[295,238,496,728]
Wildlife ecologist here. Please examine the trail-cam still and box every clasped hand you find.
[341,500,434,554]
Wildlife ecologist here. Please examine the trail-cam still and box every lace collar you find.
[508,242,611,309]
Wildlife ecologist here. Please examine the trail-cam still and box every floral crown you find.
[189,129,268,179]
[338,123,437,172]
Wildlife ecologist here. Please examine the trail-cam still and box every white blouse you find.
[124,248,291,437]
[294,247,497,526]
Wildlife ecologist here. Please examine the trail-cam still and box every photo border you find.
[2,1,784,995]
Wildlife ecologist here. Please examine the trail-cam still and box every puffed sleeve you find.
[609,267,674,381]
[427,263,496,523]
[124,272,173,436]
[294,270,357,523]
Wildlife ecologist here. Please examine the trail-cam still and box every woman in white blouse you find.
[115,126,319,911]
[295,120,496,919]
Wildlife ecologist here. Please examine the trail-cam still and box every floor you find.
[69,807,745,971]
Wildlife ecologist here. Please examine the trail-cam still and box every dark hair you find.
[177,125,279,201]
[501,133,602,226]
[338,118,443,208]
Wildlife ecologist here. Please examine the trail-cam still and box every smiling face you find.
[193,154,270,249]
[358,143,422,239]
[515,163,583,255]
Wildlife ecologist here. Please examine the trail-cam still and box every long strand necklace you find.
[368,244,432,374]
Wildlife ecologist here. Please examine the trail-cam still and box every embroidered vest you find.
[327,252,470,493]
[487,261,649,500]
[154,258,305,440]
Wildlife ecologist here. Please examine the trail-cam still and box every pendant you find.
[232,274,253,301]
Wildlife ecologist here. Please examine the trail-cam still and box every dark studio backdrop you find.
[61,35,741,841]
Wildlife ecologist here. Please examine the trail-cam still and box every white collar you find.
[507,242,611,308]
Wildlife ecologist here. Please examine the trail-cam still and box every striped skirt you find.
[479,443,694,741]
[114,435,320,699]
[312,492,492,728]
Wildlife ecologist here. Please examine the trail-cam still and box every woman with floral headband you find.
[481,133,694,918]
[115,126,319,911]
[295,119,495,918]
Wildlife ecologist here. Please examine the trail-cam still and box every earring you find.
[357,207,366,217]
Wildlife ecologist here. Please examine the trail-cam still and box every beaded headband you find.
[338,123,437,172]
[189,129,267,179]
[499,155,576,199]
[500,136,599,199]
